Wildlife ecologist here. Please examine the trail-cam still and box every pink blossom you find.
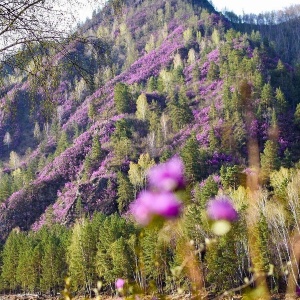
[207,196,238,222]
[115,278,125,289]
[131,191,182,225]
[147,157,185,192]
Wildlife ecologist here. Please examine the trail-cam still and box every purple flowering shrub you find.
[130,156,185,225]
[130,156,238,237]
[207,195,238,222]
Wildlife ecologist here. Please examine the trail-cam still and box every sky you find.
[76,0,300,24]
[210,0,300,15]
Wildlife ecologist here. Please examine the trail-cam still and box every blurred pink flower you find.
[115,278,125,289]
[207,196,238,222]
[147,156,185,191]
[131,190,182,225]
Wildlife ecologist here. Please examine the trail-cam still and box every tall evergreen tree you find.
[117,171,134,213]
[1,230,24,292]
[114,83,134,114]
[180,134,201,182]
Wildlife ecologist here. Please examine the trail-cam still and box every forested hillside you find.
[1,0,300,298]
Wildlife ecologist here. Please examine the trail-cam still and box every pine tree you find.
[40,229,68,294]
[220,165,242,190]
[260,140,279,183]
[168,88,193,131]
[16,236,39,293]
[67,219,98,294]
[88,101,97,122]
[147,76,157,92]
[195,176,219,209]
[275,87,287,113]
[180,134,201,182]
[140,225,170,293]
[117,171,134,213]
[114,82,134,114]
[55,131,69,156]
[96,215,135,286]
[84,135,103,175]
[110,237,134,280]
[260,83,273,110]
[0,174,12,202]
[205,230,240,293]
[207,61,219,80]
[1,230,24,291]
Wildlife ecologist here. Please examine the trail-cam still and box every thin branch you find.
[0,0,45,37]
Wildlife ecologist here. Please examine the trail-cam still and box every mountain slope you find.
[0,0,299,241]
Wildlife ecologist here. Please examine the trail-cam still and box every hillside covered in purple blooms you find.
[1,0,300,297]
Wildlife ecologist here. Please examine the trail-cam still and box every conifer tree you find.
[260,83,273,110]
[275,87,287,113]
[88,101,97,122]
[67,219,98,294]
[16,236,40,293]
[117,171,134,213]
[140,225,170,293]
[55,131,69,156]
[0,174,12,202]
[261,140,279,182]
[1,230,24,291]
[147,76,157,92]
[84,135,103,175]
[205,231,240,293]
[114,82,134,114]
[180,134,201,182]
[96,215,135,286]
[207,61,219,80]
[110,237,134,280]
[40,229,68,295]
[168,88,192,131]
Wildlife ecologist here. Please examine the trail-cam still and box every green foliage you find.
[207,61,220,80]
[114,82,134,114]
[88,101,97,122]
[167,88,193,132]
[96,214,136,286]
[128,153,155,194]
[112,119,133,140]
[40,226,70,294]
[220,165,243,190]
[140,225,171,293]
[84,135,103,176]
[180,134,201,182]
[1,230,24,291]
[294,103,300,125]
[117,171,134,213]
[67,218,99,293]
[136,93,149,121]
[55,131,69,156]
[194,176,219,208]
[205,229,242,293]
[261,140,279,183]
[0,174,12,203]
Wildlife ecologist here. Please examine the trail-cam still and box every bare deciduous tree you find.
[0,0,105,72]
